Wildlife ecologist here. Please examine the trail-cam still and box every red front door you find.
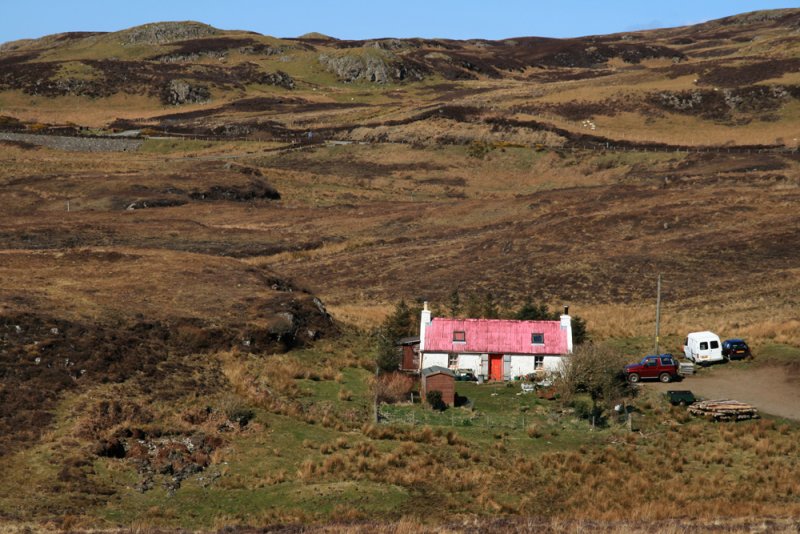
[489,354,503,381]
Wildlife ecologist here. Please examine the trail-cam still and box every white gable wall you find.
[543,356,564,375]
[421,352,448,370]
[509,355,562,378]
[510,355,538,378]
[456,354,481,375]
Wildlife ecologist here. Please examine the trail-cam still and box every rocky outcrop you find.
[319,52,425,83]
[122,22,219,45]
[649,84,800,120]
[256,70,295,89]
[161,79,211,105]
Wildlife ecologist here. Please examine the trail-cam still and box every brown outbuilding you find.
[420,366,455,407]
[397,336,420,372]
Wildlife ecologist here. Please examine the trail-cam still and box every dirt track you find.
[652,364,800,420]
[0,132,142,152]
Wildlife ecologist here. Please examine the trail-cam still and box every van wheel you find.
[628,373,640,384]
[659,373,671,383]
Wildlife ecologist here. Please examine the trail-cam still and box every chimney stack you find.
[560,305,573,354]
[420,301,432,352]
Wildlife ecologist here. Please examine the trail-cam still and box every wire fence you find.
[377,404,560,431]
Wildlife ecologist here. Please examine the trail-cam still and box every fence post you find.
[373,366,379,424]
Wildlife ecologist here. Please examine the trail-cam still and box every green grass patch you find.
[754,343,800,363]
[98,479,408,528]
[380,381,606,452]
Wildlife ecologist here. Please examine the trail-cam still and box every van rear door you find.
[698,340,709,360]
[708,338,722,360]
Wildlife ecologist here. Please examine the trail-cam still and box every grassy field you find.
[3,328,800,532]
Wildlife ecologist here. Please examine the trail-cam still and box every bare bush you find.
[556,342,635,418]
[372,372,414,404]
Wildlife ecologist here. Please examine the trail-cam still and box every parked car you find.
[624,354,680,383]
[454,369,477,381]
[722,339,751,360]
[683,331,724,364]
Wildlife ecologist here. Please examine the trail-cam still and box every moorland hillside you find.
[1,10,800,533]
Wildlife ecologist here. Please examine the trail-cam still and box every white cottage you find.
[419,302,573,380]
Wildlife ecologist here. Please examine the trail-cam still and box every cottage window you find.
[531,333,545,344]
[453,331,466,343]
[534,356,544,370]
[448,353,458,367]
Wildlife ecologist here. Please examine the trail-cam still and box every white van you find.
[683,331,723,364]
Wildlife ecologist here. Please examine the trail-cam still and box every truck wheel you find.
[659,373,671,383]
[628,373,640,384]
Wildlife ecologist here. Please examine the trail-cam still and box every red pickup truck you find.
[623,354,680,383]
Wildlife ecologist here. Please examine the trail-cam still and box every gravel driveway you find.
[650,364,800,420]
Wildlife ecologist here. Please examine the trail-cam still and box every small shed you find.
[397,336,420,372]
[420,366,455,407]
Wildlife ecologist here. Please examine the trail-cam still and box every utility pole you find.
[654,273,662,354]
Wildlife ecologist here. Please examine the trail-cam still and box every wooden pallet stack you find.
[688,399,759,421]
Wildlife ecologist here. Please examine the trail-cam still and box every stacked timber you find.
[688,399,759,421]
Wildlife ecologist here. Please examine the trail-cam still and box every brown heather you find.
[3,11,800,532]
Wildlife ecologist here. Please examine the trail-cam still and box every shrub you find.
[0,115,22,128]
[373,372,414,404]
[220,397,255,428]
[375,300,417,372]
[467,140,494,159]
[526,424,542,439]
[557,343,634,418]
[426,390,446,411]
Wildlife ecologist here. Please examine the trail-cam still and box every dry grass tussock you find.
[217,349,368,431]
[372,372,414,404]
[327,302,393,329]
[287,407,800,522]
[4,517,800,533]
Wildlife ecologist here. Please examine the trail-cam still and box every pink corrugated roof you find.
[424,318,567,355]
